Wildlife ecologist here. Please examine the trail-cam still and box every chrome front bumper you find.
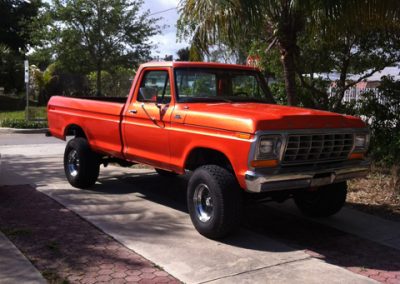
[244,160,370,193]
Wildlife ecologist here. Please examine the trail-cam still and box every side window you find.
[138,70,171,104]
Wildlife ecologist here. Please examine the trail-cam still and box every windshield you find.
[174,68,274,103]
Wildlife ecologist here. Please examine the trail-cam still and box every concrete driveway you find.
[2,133,398,283]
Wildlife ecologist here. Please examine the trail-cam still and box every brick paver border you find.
[0,185,179,284]
[245,203,400,283]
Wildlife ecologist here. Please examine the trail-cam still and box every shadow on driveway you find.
[3,155,400,282]
[91,172,400,281]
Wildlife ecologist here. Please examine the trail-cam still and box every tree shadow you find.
[346,202,400,223]
[3,154,400,276]
[92,172,400,274]
[243,201,400,274]
[94,173,189,213]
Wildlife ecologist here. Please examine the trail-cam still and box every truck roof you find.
[140,61,259,71]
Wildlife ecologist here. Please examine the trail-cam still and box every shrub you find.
[0,118,47,129]
[356,76,400,192]
[358,76,400,166]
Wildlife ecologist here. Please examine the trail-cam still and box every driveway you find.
[1,133,399,283]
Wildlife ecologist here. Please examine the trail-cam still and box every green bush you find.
[87,67,135,97]
[355,76,400,193]
[0,118,47,129]
[357,76,400,167]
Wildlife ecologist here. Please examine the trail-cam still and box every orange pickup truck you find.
[47,61,370,239]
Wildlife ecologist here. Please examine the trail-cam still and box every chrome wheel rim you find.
[67,149,79,177]
[193,184,213,222]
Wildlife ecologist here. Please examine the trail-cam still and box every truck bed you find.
[47,96,126,158]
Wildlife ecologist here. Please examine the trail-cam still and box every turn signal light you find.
[250,159,278,168]
[349,153,364,160]
[236,132,251,139]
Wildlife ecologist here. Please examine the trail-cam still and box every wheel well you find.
[185,148,233,172]
[64,124,86,139]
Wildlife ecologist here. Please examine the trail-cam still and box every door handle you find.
[129,109,137,114]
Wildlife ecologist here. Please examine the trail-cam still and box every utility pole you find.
[24,60,29,121]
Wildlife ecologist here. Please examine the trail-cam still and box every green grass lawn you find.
[0,107,47,121]
[27,106,47,120]
[0,107,48,128]
[0,110,26,121]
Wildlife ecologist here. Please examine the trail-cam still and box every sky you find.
[141,0,190,59]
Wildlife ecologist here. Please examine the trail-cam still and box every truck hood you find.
[181,103,366,133]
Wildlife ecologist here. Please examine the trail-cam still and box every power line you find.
[149,7,176,16]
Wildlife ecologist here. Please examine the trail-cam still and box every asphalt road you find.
[0,133,64,146]
[2,133,399,283]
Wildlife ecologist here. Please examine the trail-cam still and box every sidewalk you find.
[0,127,48,134]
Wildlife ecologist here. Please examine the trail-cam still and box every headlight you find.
[354,133,370,152]
[256,135,282,160]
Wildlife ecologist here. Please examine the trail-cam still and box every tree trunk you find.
[279,44,299,106]
[297,71,329,110]
[332,57,350,111]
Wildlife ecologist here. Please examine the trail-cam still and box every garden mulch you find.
[348,173,400,222]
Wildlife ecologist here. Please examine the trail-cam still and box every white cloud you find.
[150,31,188,58]
[141,0,189,58]
[157,0,179,7]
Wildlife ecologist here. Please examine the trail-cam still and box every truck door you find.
[122,68,174,169]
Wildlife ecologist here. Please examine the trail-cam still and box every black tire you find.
[64,137,100,189]
[294,182,347,217]
[155,168,178,177]
[187,165,242,239]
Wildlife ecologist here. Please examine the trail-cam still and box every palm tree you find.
[177,0,400,106]
[178,0,309,106]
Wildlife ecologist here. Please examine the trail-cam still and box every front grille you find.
[282,133,354,164]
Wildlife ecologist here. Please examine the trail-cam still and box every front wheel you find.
[294,182,347,217]
[187,165,242,239]
[64,138,100,189]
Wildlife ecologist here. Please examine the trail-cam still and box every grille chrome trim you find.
[248,128,369,170]
[282,133,354,164]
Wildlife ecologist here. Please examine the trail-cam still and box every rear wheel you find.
[64,138,100,189]
[187,165,242,239]
[294,182,347,217]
